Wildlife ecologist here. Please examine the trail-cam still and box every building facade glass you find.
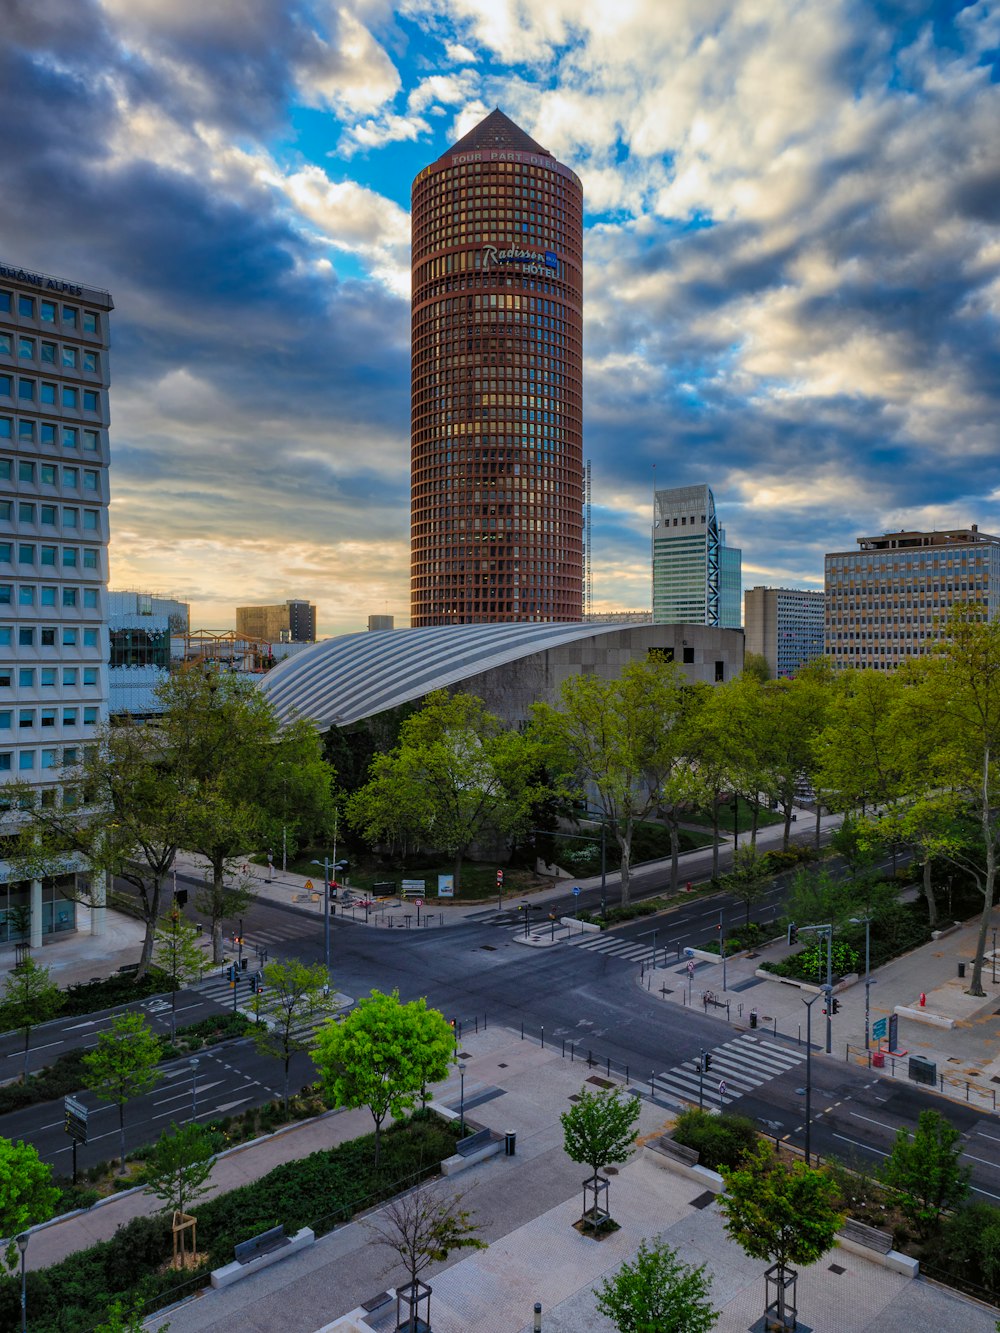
[410,110,584,625]
[652,484,721,625]
[745,585,824,678]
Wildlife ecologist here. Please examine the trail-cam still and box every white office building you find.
[0,262,113,946]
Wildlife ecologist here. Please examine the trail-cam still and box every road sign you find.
[64,1095,88,1144]
[687,960,696,975]
[572,886,581,896]
[718,1080,727,1098]
[888,1013,899,1050]
[304,879,314,891]
[872,1017,888,1041]
[415,899,423,908]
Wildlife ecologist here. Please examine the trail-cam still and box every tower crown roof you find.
[444,108,551,158]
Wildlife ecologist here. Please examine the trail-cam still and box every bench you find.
[235,1224,287,1264]
[116,963,140,977]
[456,1128,493,1157]
[839,1219,893,1255]
[653,1136,700,1167]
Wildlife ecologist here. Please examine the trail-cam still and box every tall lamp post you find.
[190,1056,199,1121]
[16,1232,28,1333]
[801,992,825,1167]
[458,1061,466,1137]
[850,915,873,1050]
[312,856,333,976]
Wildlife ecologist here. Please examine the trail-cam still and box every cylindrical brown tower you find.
[410,109,584,626]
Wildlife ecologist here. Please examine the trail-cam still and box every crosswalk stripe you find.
[651,1033,806,1108]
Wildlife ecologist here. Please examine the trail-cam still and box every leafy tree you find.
[249,959,337,1108]
[83,1011,162,1173]
[756,675,830,850]
[158,670,336,963]
[594,1237,718,1333]
[560,1084,640,1182]
[313,989,453,1165]
[0,1136,59,1272]
[347,691,542,891]
[152,907,206,1041]
[682,683,733,880]
[721,845,770,928]
[813,668,906,817]
[719,1139,844,1330]
[0,956,62,1082]
[531,658,688,905]
[143,1121,215,1216]
[742,652,772,683]
[881,1108,970,1236]
[94,1297,170,1332]
[710,675,775,850]
[365,1183,486,1333]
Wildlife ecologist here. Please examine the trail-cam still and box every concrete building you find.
[744,585,825,678]
[108,590,189,718]
[260,620,744,732]
[236,599,316,644]
[652,484,740,627]
[410,109,585,626]
[368,615,394,632]
[824,526,1000,670]
[0,261,113,946]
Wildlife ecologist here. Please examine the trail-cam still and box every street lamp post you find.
[17,1232,28,1333]
[190,1056,199,1121]
[719,909,728,992]
[312,856,332,976]
[850,916,873,1049]
[458,1062,466,1137]
[802,992,824,1168]
[993,927,997,986]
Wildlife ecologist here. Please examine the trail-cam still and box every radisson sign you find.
[482,242,559,277]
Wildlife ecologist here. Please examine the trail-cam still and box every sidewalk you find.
[107,1029,998,1333]
[643,913,1000,1110]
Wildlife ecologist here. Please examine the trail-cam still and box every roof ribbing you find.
[443,108,551,159]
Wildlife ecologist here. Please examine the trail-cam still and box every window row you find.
[0,625,101,647]
[0,420,100,450]
[1,745,85,773]
[1,459,100,490]
[0,544,99,568]
[0,501,102,529]
[0,291,100,333]
[0,584,100,608]
[0,377,101,411]
[1,707,100,728]
[0,666,99,686]
[0,334,99,372]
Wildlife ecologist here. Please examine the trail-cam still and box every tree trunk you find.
[22,1027,30,1084]
[750,803,760,850]
[815,802,821,853]
[783,802,793,852]
[283,1056,290,1111]
[118,1101,127,1174]
[669,821,679,894]
[923,856,939,928]
[211,858,225,964]
[712,802,720,880]
[968,746,995,998]
[454,849,463,894]
[136,874,165,980]
[374,1114,383,1167]
[618,825,632,907]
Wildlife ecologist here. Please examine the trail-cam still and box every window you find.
[0,375,10,397]
[41,545,56,566]
[40,300,56,324]
[62,547,77,566]
[63,427,78,449]
[0,499,9,517]
[83,588,98,608]
[0,627,10,645]
[40,423,55,444]
[63,467,78,487]
[18,337,35,359]
[18,295,34,317]
[83,470,98,492]
[0,292,8,313]
[18,420,34,441]
[18,543,34,563]
[40,587,56,606]
[83,311,98,334]
[41,749,57,769]
[40,628,55,646]
[18,378,35,400]
[18,627,34,645]
[18,586,34,606]
[1,585,14,605]
[83,510,97,530]
[62,708,77,725]
[19,709,35,728]
[82,430,98,452]
[0,544,9,563]
[40,505,56,524]
[40,341,56,364]
[0,333,9,355]
[0,418,9,438]
[40,668,56,686]
[82,667,97,686]
[82,548,97,569]
[18,669,34,687]
[83,707,98,725]
[40,382,56,404]
[62,588,77,607]
[61,346,78,369]
[18,751,34,771]
[83,351,98,373]
[0,754,10,772]
[62,305,78,326]
[0,712,10,729]
[64,508,78,527]
[82,628,97,647]
[62,387,78,408]
[83,390,99,412]
[63,746,77,763]
[18,461,34,482]
[41,709,56,727]
[0,670,8,686]
[62,668,77,685]
[40,464,56,485]
[18,503,35,522]
[62,628,77,645]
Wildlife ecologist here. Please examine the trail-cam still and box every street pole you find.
[459,1062,466,1137]
[863,918,871,1049]
[238,918,243,968]
[190,1057,199,1121]
[825,927,833,1054]
[802,993,822,1167]
[600,822,607,917]
[698,1049,705,1110]
[17,1233,28,1333]
[324,855,331,976]
[993,927,997,985]
[720,910,727,992]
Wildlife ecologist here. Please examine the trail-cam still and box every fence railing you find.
[844,1043,998,1111]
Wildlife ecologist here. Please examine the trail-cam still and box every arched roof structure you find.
[259,621,649,730]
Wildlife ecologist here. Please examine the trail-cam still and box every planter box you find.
[754,969,859,994]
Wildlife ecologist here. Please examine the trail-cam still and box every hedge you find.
[672,1109,758,1171]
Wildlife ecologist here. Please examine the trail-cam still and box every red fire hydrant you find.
[920,992,926,1007]
[686,881,692,893]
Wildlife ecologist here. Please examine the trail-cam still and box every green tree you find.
[531,658,688,905]
[0,1136,59,1272]
[719,1139,844,1330]
[152,906,206,1041]
[742,652,772,683]
[249,959,337,1108]
[560,1084,640,1182]
[813,668,905,817]
[93,1297,169,1332]
[143,1121,215,1216]
[757,675,830,851]
[365,1183,486,1333]
[83,1011,161,1173]
[0,956,62,1082]
[594,1237,718,1333]
[347,691,541,891]
[158,670,336,963]
[880,1108,970,1236]
[313,989,453,1165]
[721,845,770,928]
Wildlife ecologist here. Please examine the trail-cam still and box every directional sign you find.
[888,1013,899,1051]
[718,1080,727,1098]
[572,886,581,896]
[872,1017,888,1041]
[64,1095,88,1144]
[687,960,696,976]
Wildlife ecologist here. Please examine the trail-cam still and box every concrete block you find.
[210,1227,314,1289]
[643,1142,724,1192]
[894,1004,955,1029]
[441,1141,501,1175]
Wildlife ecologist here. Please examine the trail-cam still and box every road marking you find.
[833,1133,888,1157]
[961,1152,1000,1168]
[971,1184,1000,1202]
[977,1131,1000,1144]
[849,1111,896,1132]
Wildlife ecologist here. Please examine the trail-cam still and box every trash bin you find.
[872,1051,885,1068]
[958,962,966,979]
[504,1131,516,1157]
[749,1011,758,1029]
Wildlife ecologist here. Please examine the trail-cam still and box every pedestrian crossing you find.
[651,1033,807,1109]
[497,916,662,964]
[188,974,342,1046]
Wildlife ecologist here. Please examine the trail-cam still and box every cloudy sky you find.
[4,0,999,634]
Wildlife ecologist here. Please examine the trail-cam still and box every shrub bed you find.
[59,968,173,1017]
[0,1116,461,1330]
[697,921,770,956]
[672,1108,758,1171]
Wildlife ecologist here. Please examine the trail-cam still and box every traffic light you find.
[496,868,505,888]
[173,888,188,908]
[226,964,235,983]
[702,1052,712,1073]
[831,997,841,1015]
[787,923,798,945]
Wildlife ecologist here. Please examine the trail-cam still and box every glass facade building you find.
[653,484,734,626]
[410,110,584,625]
[824,527,1000,669]
[745,586,824,678]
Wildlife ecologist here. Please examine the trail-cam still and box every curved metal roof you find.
[259,621,648,730]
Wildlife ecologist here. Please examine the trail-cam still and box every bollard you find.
[920,992,926,1007]
[606,1057,611,1077]
[521,1020,524,1039]
[541,1025,544,1049]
